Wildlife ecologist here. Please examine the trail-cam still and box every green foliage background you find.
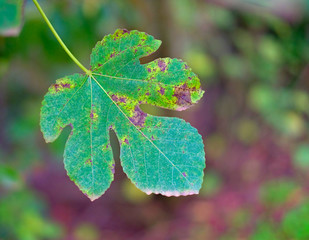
[0,0,308,239]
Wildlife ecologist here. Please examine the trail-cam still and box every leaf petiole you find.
[31,0,92,76]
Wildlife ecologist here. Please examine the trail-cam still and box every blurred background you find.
[0,0,309,239]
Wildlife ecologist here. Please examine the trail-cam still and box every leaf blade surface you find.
[41,29,206,200]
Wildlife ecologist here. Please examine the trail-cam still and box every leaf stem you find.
[32,0,91,76]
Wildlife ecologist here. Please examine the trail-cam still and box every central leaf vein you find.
[89,76,95,191]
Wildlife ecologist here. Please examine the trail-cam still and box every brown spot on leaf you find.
[53,84,60,92]
[53,83,71,92]
[173,84,192,109]
[129,106,147,127]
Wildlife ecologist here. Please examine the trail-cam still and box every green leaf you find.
[40,29,205,201]
[260,179,297,206]
[293,144,309,169]
[282,200,309,239]
[0,0,25,36]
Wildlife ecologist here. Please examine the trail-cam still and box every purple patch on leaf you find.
[182,172,187,177]
[158,60,167,72]
[110,53,115,58]
[111,164,115,174]
[111,94,126,103]
[53,83,72,93]
[111,94,119,102]
[119,97,126,103]
[146,92,150,96]
[53,84,60,92]
[129,106,147,127]
[173,83,192,109]
[86,159,93,165]
[158,87,165,95]
[124,139,129,144]
[62,83,71,88]
[147,68,151,73]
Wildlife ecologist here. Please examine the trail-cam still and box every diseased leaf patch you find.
[40,29,206,201]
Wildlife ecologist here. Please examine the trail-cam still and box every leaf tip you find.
[44,138,53,144]
[42,133,57,144]
[88,194,100,202]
